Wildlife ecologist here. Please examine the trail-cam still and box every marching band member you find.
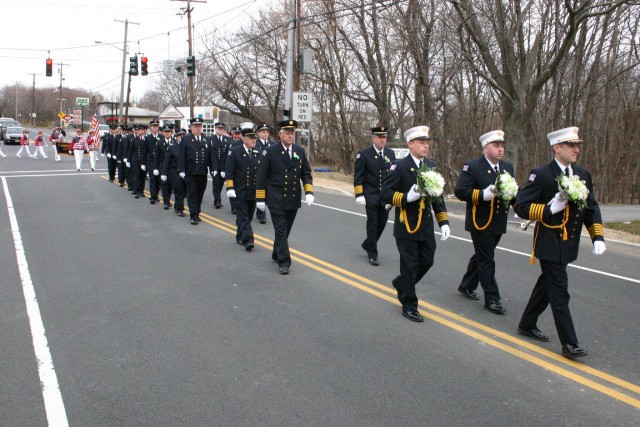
[87,129,99,171]
[17,129,33,158]
[69,129,88,171]
[32,130,48,159]
[49,125,65,161]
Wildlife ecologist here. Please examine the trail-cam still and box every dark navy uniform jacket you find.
[211,134,232,171]
[225,144,260,201]
[127,135,145,166]
[178,134,211,176]
[143,133,164,170]
[455,156,515,234]
[103,133,116,157]
[514,160,604,264]
[162,143,181,176]
[381,155,449,241]
[256,142,313,211]
[354,145,396,206]
[155,136,173,172]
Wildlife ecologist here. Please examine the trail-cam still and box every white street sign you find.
[164,60,176,74]
[76,97,89,106]
[292,92,313,122]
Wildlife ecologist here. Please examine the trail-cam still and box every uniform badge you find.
[390,164,397,171]
[462,164,469,172]
[356,153,361,159]
[529,173,536,182]
[262,150,267,156]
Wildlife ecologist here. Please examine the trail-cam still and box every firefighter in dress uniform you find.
[103,125,118,182]
[255,119,314,275]
[454,130,515,314]
[178,117,211,225]
[210,122,232,209]
[144,118,164,204]
[381,125,451,322]
[254,122,274,224]
[514,126,605,359]
[156,124,175,209]
[162,129,187,217]
[353,126,396,266]
[127,124,148,198]
[226,126,261,251]
[121,126,135,190]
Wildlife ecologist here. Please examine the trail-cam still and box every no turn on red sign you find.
[292,92,313,123]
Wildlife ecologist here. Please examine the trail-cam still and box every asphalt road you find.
[1,144,639,426]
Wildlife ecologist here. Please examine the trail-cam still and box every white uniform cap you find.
[547,127,582,146]
[404,125,430,142]
[479,130,505,147]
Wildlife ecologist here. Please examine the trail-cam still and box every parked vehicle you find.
[4,126,25,145]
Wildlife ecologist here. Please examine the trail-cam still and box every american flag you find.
[90,106,100,146]
[53,86,61,93]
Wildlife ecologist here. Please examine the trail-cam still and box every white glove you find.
[113,156,117,160]
[221,171,226,178]
[550,192,568,214]
[593,241,606,255]
[141,165,147,171]
[227,189,237,198]
[440,224,450,241]
[124,158,127,163]
[106,153,111,159]
[213,170,218,176]
[482,185,496,201]
[160,175,167,182]
[407,184,421,203]
[256,202,266,211]
[179,172,186,179]
[69,150,74,154]
[306,194,314,206]
[355,196,366,205]
[153,169,159,176]
[126,162,131,167]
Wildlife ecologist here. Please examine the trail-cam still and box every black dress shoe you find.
[134,194,139,199]
[517,327,550,342]
[150,199,155,204]
[369,257,379,266]
[562,344,588,359]
[279,266,290,275]
[163,205,170,210]
[245,243,254,251]
[190,217,197,225]
[119,184,124,187]
[402,310,424,323]
[259,219,266,224]
[484,300,506,314]
[458,286,480,300]
[177,211,185,217]
[196,215,201,222]
[214,204,222,209]
[231,209,237,215]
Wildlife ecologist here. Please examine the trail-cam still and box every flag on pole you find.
[53,86,61,93]
[90,106,100,147]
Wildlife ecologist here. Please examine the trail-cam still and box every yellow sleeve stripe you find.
[529,203,545,221]
[304,184,314,193]
[392,192,403,207]
[256,189,266,199]
[588,224,604,239]
[472,189,480,205]
[225,180,234,188]
[436,212,448,223]
[354,185,364,195]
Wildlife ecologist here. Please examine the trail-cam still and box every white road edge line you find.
[313,202,640,285]
[1,177,69,427]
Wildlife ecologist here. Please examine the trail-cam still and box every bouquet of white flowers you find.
[415,164,445,202]
[496,171,518,202]
[556,174,589,210]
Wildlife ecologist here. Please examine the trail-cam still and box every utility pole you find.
[28,73,39,126]
[15,82,19,121]
[174,0,206,120]
[115,19,139,126]
[56,62,69,127]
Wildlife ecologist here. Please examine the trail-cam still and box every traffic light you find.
[186,56,196,77]
[46,58,53,77]
[141,56,148,76]
[129,56,138,76]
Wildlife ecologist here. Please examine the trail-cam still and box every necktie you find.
[286,148,291,159]
[494,165,499,174]
[565,167,570,177]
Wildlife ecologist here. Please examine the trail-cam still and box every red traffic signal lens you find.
[46,58,52,65]
[141,57,148,63]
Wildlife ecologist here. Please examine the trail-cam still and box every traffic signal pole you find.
[115,19,139,126]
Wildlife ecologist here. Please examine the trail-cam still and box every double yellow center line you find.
[107,177,640,408]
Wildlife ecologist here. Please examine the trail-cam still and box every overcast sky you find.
[1,0,268,103]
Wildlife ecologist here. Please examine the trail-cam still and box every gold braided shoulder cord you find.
[529,205,569,264]
[472,197,495,231]
[400,198,425,234]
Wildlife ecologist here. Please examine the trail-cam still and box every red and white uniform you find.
[17,133,33,157]
[87,135,98,170]
[33,135,48,159]
[49,130,64,161]
[70,136,87,171]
